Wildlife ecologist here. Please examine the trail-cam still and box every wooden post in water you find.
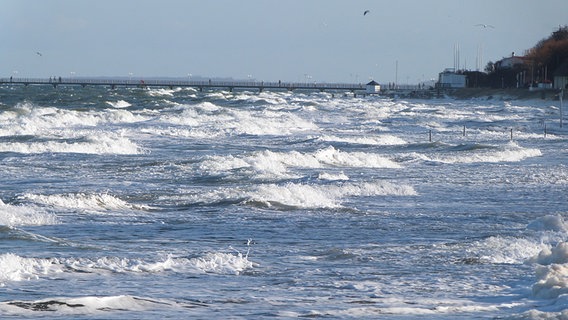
[429,130,432,142]
[510,128,513,141]
[463,125,466,137]
[560,89,564,128]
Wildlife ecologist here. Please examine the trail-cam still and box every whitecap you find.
[466,236,546,264]
[528,215,568,233]
[0,253,62,286]
[320,134,407,146]
[0,199,57,227]
[21,193,150,211]
[0,133,144,155]
[0,295,175,315]
[318,172,349,181]
[105,100,131,109]
[245,181,416,209]
[413,141,542,164]
[199,146,400,180]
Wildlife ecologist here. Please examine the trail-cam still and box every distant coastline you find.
[381,87,565,101]
[446,88,564,101]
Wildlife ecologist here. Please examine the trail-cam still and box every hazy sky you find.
[2,0,567,83]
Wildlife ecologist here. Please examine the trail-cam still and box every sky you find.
[1,0,567,84]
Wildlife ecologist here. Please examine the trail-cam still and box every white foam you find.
[0,133,144,155]
[0,250,254,287]
[0,199,57,227]
[417,142,542,164]
[200,147,401,179]
[532,263,568,299]
[534,242,568,266]
[246,181,416,209]
[320,134,407,146]
[147,88,181,97]
[528,215,568,233]
[250,183,342,209]
[21,193,149,212]
[0,103,148,137]
[0,295,173,315]
[467,236,546,264]
[105,100,131,108]
[63,252,253,275]
[318,172,349,181]
[0,253,62,286]
[515,309,568,319]
[160,103,318,136]
[527,241,568,300]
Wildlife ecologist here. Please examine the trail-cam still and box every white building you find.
[495,53,526,70]
[437,68,466,88]
[366,80,381,94]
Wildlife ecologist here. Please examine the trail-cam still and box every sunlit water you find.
[0,85,567,319]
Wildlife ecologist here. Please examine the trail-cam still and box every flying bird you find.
[35,51,42,56]
[363,10,370,16]
[475,24,494,28]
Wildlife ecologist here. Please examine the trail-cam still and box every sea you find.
[0,84,567,319]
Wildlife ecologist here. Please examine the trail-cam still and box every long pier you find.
[0,77,367,93]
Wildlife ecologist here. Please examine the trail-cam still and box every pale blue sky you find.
[2,0,566,83]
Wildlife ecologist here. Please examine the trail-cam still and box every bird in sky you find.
[475,24,494,28]
[363,10,370,16]
[35,51,42,56]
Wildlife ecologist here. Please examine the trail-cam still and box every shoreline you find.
[381,87,564,101]
[446,88,563,101]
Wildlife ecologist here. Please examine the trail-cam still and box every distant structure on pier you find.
[365,80,381,94]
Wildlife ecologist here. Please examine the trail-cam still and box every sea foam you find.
[246,181,416,209]
[200,146,401,179]
[0,250,254,288]
[0,133,143,155]
[21,193,149,212]
[417,142,541,164]
[0,295,174,315]
[0,199,57,227]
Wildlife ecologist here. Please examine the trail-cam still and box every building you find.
[494,53,527,70]
[366,80,381,94]
[436,68,466,88]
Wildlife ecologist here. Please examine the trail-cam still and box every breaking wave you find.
[0,199,57,227]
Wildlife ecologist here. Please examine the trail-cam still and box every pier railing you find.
[0,77,367,92]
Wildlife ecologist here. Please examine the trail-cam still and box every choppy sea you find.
[0,85,567,319]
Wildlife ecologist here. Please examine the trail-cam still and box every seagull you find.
[35,51,42,56]
[363,10,370,16]
[475,24,494,28]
